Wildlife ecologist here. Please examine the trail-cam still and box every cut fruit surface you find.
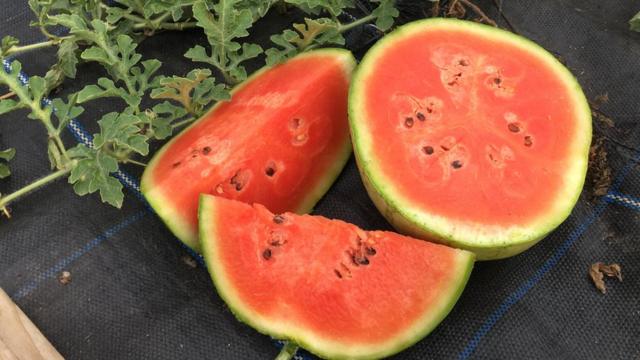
[199,194,474,359]
[349,19,591,260]
[141,49,355,251]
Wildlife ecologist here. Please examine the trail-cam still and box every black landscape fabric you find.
[1,1,639,359]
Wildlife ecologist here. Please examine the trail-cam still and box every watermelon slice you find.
[141,49,355,251]
[349,19,592,260]
[199,194,474,359]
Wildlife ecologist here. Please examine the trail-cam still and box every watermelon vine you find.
[0,0,399,214]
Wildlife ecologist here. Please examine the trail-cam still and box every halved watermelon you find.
[349,19,592,260]
[199,194,474,359]
[141,49,355,251]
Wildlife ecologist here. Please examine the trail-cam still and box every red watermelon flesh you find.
[199,194,474,359]
[141,49,355,251]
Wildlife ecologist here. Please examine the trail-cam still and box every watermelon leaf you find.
[151,68,230,116]
[93,112,150,156]
[284,0,355,17]
[51,94,84,132]
[186,0,263,84]
[68,144,124,208]
[44,38,80,92]
[149,101,188,140]
[0,99,27,115]
[0,36,19,57]
[266,18,344,65]
[631,11,640,32]
[0,148,16,179]
[371,0,400,31]
[236,0,279,20]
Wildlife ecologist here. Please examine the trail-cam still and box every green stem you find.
[122,158,147,167]
[337,13,377,33]
[171,117,196,129]
[152,11,173,26]
[4,38,66,56]
[274,342,298,360]
[120,12,149,24]
[0,166,72,210]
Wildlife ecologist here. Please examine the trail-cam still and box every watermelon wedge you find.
[141,49,355,251]
[199,194,474,359]
[349,19,592,260]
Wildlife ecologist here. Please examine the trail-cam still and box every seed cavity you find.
[416,112,426,121]
[508,123,521,133]
[289,118,302,130]
[422,146,434,155]
[202,146,212,155]
[270,230,287,246]
[524,135,533,147]
[262,248,272,260]
[404,117,414,128]
[273,214,285,224]
[451,160,463,169]
[271,239,287,246]
[350,249,370,266]
[230,170,249,191]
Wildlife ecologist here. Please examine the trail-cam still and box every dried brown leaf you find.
[589,262,622,294]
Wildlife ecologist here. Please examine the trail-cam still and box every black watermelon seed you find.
[334,269,343,279]
[202,146,212,155]
[265,167,276,177]
[451,160,463,169]
[508,123,520,133]
[422,146,434,155]
[172,161,181,168]
[416,112,426,121]
[365,247,377,256]
[262,248,272,260]
[273,215,285,224]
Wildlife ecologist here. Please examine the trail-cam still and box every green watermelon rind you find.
[141,49,356,252]
[349,18,592,260]
[199,194,475,360]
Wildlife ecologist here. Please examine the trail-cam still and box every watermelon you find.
[349,19,592,260]
[199,194,475,359]
[141,49,355,251]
